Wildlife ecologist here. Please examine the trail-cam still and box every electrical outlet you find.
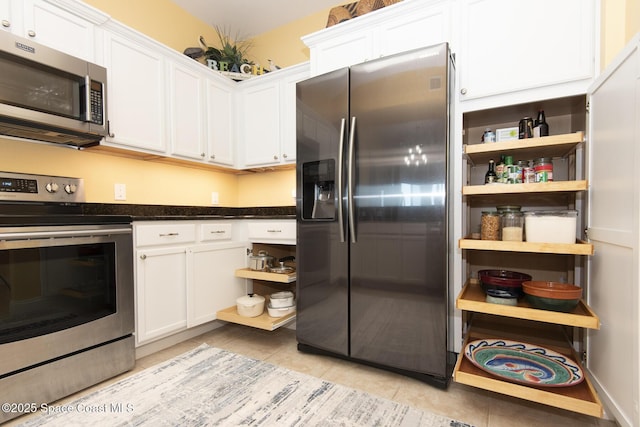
[114,183,126,201]
[211,191,219,205]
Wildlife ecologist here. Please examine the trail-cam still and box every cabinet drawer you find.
[247,221,296,244]
[200,223,232,242]
[135,223,197,247]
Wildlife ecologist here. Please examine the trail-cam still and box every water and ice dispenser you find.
[302,159,335,220]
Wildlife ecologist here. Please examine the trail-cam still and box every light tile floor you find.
[9,324,619,427]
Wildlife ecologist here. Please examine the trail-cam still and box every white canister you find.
[269,291,295,308]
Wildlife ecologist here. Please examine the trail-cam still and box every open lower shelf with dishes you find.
[216,305,295,331]
[454,314,602,417]
[457,280,599,329]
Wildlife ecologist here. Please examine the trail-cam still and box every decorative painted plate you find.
[464,339,584,387]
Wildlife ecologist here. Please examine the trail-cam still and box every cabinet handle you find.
[211,230,226,234]
[107,120,115,138]
[140,254,147,260]
[267,229,282,233]
[460,88,468,95]
[27,29,36,37]
[159,232,179,237]
[1,20,10,28]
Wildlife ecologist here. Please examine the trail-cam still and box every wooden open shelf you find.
[463,180,588,196]
[457,280,599,329]
[216,305,296,331]
[453,315,602,418]
[464,132,584,165]
[459,238,594,255]
[235,268,296,283]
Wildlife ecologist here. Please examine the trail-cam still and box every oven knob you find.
[64,184,77,194]
[45,182,59,193]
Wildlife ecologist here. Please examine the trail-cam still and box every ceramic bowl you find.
[522,281,582,312]
[478,269,532,298]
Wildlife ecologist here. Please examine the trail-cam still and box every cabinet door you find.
[169,63,206,160]
[312,31,372,76]
[103,30,166,153]
[135,246,187,344]
[17,0,95,61]
[187,243,247,327]
[1,1,16,34]
[587,38,639,427]
[241,82,281,167]
[375,2,450,58]
[458,0,595,103]
[279,66,309,164]
[206,78,235,166]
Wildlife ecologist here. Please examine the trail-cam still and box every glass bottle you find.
[485,159,497,184]
[535,110,549,137]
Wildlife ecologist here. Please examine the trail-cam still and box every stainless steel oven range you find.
[0,171,134,423]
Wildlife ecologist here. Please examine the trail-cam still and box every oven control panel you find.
[0,171,85,203]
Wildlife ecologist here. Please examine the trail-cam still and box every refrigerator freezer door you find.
[296,68,350,356]
[349,44,449,378]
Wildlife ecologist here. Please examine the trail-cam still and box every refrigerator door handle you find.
[337,118,346,243]
[348,116,356,244]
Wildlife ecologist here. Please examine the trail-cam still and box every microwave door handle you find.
[84,75,91,122]
[337,118,346,243]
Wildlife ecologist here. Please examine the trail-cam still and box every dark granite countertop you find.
[80,203,296,221]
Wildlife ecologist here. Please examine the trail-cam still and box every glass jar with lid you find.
[501,211,524,241]
[481,211,501,240]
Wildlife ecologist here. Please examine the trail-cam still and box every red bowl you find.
[478,269,532,298]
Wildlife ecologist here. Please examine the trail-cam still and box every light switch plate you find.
[211,191,219,205]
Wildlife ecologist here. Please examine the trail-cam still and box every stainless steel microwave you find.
[0,31,108,148]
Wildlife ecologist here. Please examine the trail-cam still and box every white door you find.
[187,243,247,327]
[587,36,639,427]
[169,63,205,160]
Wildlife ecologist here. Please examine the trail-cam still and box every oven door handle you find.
[0,227,131,241]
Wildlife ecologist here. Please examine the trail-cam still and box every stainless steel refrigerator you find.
[295,43,453,388]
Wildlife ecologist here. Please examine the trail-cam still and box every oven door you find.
[0,224,133,376]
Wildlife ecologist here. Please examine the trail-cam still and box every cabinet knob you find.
[273,155,278,160]
[1,20,10,28]
[201,152,205,158]
[210,154,216,159]
[283,153,288,159]
[140,254,147,260]
[27,29,36,37]
[460,88,468,95]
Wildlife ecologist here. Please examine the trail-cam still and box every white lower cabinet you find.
[134,221,249,346]
[187,243,247,327]
[135,245,188,344]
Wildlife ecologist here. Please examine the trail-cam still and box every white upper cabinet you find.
[101,28,167,153]
[1,0,106,61]
[206,78,236,166]
[237,63,309,168]
[457,0,596,111]
[303,0,451,77]
[168,62,207,161]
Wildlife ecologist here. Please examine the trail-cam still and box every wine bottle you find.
[485,159,497,184]
[534,110,549,137]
